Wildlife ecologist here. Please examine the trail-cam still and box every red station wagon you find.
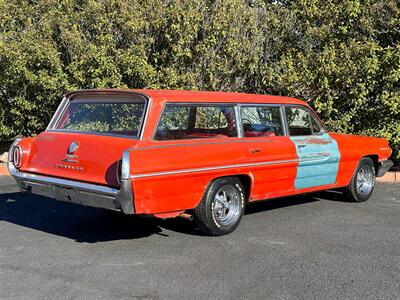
[8,89,393,235]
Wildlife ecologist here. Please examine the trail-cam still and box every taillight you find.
[13,145,22,168]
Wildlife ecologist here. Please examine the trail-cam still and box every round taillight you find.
[13,145,22,168]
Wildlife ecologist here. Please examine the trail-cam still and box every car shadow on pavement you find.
[244,195,319,215]
[311,189,351,202]
[244,189,348,215]
[0,192,170,242]
[0,190,347,242]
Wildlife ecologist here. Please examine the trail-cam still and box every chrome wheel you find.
[356,165,374,196]
[213,185,241,226]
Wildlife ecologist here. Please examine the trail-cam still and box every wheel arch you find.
[208,173,254,203]
[363,154,379,174]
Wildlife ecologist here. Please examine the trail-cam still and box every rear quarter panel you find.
[129,139,253,214]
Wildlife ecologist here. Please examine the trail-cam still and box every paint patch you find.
[291,133,340,189]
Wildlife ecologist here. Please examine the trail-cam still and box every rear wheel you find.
[345,157,375,202]
[194,177,245,236]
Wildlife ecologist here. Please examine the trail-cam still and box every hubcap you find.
[356,166,374,196]
[213,185,241,226]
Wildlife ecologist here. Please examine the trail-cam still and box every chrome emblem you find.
[67,141,79,155]
[56,141,83,170]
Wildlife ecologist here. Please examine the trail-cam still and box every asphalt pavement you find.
[0,176,399,299]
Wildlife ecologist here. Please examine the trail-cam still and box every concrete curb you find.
[377,171,399,183]
[0,164,9,176]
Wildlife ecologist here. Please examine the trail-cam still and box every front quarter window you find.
[285,106,324,136]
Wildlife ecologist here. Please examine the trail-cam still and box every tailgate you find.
[21,132,137,186]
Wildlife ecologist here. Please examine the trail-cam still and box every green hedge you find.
[0,0,399,165]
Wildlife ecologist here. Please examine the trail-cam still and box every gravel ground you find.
[0,178,399,299]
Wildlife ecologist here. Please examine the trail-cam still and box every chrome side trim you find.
[130,159,298,179]
[132,139,273,151]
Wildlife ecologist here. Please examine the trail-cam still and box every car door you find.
[285,105,340,190]
[239,104,298,200]
[131,102,251,213]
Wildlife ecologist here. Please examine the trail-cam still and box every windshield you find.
[53,95,147,137]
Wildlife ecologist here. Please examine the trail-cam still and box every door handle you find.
[250,148,262,154]
[297,144,306,149]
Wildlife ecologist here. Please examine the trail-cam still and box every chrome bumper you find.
[7,162,135,214]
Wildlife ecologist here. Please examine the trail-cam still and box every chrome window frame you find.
[46,97,69,130]
[283,104,326,137]
[46,93,151,140]
[152,102,241,141]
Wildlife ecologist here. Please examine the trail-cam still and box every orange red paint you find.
[8,89,393,220]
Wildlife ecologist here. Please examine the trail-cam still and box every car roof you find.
[64,89,307,105]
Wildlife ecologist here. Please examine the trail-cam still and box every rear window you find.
[54,95,146,137]
[155,104,237,140]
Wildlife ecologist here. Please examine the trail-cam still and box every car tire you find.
[194,177,245,236]
[345,157,376,202]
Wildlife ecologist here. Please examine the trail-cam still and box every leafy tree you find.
[0,0,399,164]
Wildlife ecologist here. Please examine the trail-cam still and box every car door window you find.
[310,113,323,134]
[155,104,237,140]
[286,106,324,136]
[241,106,284,137]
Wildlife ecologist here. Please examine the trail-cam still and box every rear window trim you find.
[153,102,240,141]
[47,94,149,140]
[46,129,142,140]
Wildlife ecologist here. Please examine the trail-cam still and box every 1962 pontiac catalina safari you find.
[8,89,393,235]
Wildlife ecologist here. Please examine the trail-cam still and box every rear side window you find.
[155,104,237,140]
[54,96,146,137]
[285,106,323,136]
[241,106,284,137]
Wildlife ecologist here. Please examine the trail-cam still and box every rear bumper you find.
[377,160,394,177]
[8,162,134,214]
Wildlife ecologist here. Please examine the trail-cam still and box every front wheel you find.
[345,157,376,202]
[194,177,245,236]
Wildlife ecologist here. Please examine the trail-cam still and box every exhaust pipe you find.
[179,212,194,221]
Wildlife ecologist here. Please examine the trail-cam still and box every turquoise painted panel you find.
[290,133,340,189]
